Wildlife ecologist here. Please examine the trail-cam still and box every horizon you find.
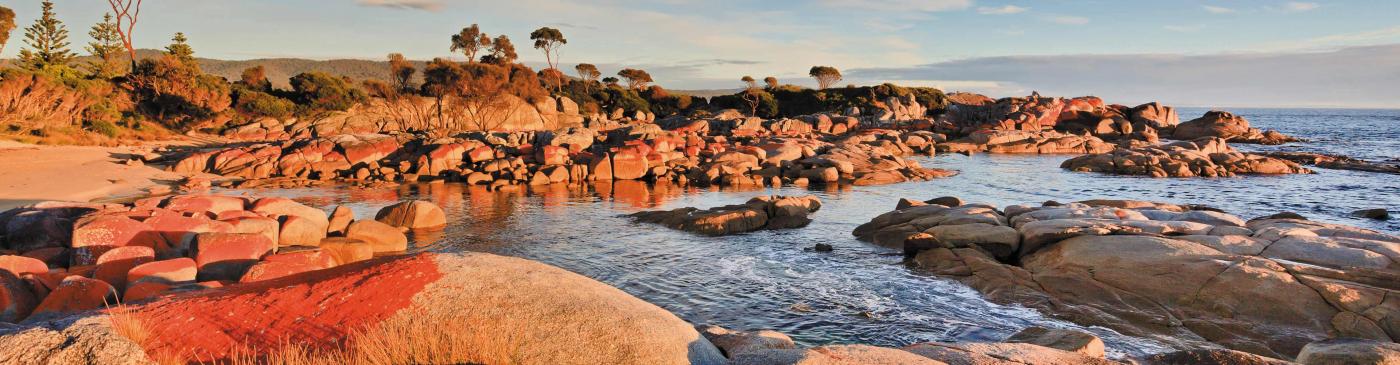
[2,1,1399,108]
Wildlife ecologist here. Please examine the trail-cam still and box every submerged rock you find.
[630,195,822,236]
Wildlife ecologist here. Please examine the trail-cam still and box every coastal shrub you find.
[289,72,368,112]
[123,55,233,129]
[711,89,779,118]
[234,89,296,119]
[86,119,120,137]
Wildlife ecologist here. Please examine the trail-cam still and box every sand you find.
[0,140,200,211]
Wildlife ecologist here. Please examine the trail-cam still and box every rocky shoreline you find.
[854,197,1400,361]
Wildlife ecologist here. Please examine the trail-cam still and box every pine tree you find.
[165,32,195,63]
[17,1,76,70]
[85,13,125,78]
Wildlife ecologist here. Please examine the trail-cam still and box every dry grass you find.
[107,302,188,365]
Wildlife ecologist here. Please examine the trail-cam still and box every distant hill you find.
[48,50,745,97]
[73,49,414,88]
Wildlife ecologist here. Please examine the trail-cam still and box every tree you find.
[86,13,125,78]
[538,68,565,90]
[449,24,490,63]
[529,27,566,90]
[239,65,270,91]
[388,53,416,92]
[165,32,194,63]
[481,35,516,65]
[0,6,15,57]
[17,1,76,70]
[764,76,778,89]
[617,68,652,90]
[104,0,141,71]
[575,63,600,92]
[602,76,619,87]
[808,66,842,90]
[421,58,464,128]
[741,75,756,89]
[124,55,232,128]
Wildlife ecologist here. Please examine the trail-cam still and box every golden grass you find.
[107,302,188,365]
[226,308,521,365]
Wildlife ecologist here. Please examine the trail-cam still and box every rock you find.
[0,256,48,277]
[16,252,727,364]
[1004,326,1105,358]
[1139,349,1292,365]
[239,249,339,283]
[731,345,944,365]
[345,220,409,252]
[696,325,796,357]
[1352,209,1390,220]
[126,258,197,286]
[192,232,276,281]
[1131,102,1180,129]
[143,215,234,256]
[861,198,1400,359]
[905,342,1117,365]
[375,200,447,230]
[629,195,821,236]
[927,196,964,207]
[277,215,327,247]
[924,223,1020,260]
[327,205,354,235]
[222,216,280,248]
[163,195,246,216]
[70,215,164,266]
[814,243,834,252]
[1061,138,1312,177]
[1296,338,1400,365]
[91,247,155,292]
[250,197,330,231]
[1172,111,1295,144]
[1,271,38,322]
[29,276,117,320]
[317,237,374,265]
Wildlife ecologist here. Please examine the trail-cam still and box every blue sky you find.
[3,0,1399,107]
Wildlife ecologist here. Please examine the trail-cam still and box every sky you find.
[2,0,1399,108]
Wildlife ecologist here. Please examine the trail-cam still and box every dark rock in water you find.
[896,198,926,210]
[1138,349,1292,365]
[1061,137,1312,177]
[1254,212,1308,221]
[926,196,964,207]
[629,195,822,236]
[814,243,834,252]
[1296,338,1400,365]
[1353,208,1391,220]
[1043,200,1063,207]
[1265,151,1400,175]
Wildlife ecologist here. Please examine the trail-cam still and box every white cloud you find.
[977,5,1028,15]
[1045,15,1089,25]
[1164,24,1205,33]
[818,0,972,12]
[1252,25,1400,52]
[1202,5,1236,14]
[1283,2,1320,12]
[356,0,444,11]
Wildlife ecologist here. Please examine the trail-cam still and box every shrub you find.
[87,119,119,137]
[123,55,233,129]
[289,72,368,112]
[234,89,296,119]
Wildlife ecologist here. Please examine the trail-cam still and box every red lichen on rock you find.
[116,253,442,361]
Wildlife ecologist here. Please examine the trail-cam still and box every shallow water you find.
[220,108,1400,357]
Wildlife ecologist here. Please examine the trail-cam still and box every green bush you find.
[289,72,368,112]
[235,89,296,119]
[87,119,120,137]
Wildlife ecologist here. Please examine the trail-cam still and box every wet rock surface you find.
[1265,151,1400,175]
[855,197,1400,360]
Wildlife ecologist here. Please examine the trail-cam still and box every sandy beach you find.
[0,140,196,210]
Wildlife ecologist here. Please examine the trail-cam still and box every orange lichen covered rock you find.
[30,276,117,319]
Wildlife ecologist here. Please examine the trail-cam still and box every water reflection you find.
[218,151,1396,358]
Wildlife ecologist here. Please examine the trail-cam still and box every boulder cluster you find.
[0,195,446,324]
[629,195,822,236]
[854,198,1400,360]
[1062,137,1313,177]
[1172,111,1299,145]
[169,111,958,190]
[219,95,589,140]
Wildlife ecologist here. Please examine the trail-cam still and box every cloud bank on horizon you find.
[1,0,1397,107]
